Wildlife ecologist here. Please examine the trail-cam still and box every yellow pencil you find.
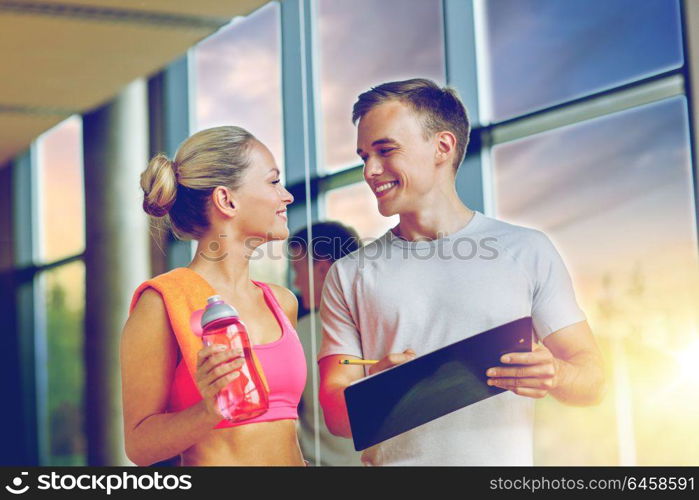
[339,359,379,365]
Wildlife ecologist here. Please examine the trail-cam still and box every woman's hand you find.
[195,345,245,419]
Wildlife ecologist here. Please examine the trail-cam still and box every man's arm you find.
[486,320,606,406]
[319,349,417,437]
[317,262,365,438]
[545,320,606,405]
[318,261,418,436]
[318,354,364,438]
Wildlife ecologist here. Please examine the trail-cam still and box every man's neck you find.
[394,192,474,242]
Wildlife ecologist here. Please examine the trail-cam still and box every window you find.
[318,0,446,173]
[193,2,286,286]
[482,0,684,122]
[493,97,699,464]
[42,261,86,465]
[34,116,88,464]
[194,2,283,165]
[37,117,85,263]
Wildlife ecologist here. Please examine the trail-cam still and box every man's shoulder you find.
[478,216,566,284]
[478,214,550,251]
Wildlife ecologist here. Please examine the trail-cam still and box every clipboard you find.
[344,316,533,451]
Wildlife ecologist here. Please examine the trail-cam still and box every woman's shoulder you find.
[264,283,298,310]
[123,287,175,345]
[129,268,199,313]
[133,286,165,307]
[129,287,167,322]
[138,267,196,288]
[263,283,298,326]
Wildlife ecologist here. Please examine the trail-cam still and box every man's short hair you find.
[289,221,361,263]
[352,78,471,171]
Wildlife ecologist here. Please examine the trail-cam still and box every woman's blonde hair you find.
[140,126,256,240]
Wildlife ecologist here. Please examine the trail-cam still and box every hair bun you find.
[140,153,178,218]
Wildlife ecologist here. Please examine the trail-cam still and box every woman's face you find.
[232,140,294,244]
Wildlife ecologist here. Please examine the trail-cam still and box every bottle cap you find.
[201,295,239,329]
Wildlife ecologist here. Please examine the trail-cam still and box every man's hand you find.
[368,349,416,376]
[485,343,560,399]
[318,349,416,438]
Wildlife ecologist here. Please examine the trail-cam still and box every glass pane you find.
[324,182,399,241]
[193,2,286,286]
[193,2,283,169]
[318,0,446,173]
[38,116,85,263]
[42,261,86,465]
[482,0,684,122]
[493,97,699,465]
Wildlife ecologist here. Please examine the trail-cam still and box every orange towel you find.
[129,267,269,411]
[130,267,213,382]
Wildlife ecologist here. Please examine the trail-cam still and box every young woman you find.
[121,126,307,466]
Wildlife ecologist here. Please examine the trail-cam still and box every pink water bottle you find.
[199,295,269,422]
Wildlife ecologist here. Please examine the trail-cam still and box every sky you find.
[193,2,283,166]
[316,0,445,171]
[483,0,683,121]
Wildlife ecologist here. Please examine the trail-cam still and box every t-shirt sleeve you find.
[530,231,586,340]
[318,261,363,361]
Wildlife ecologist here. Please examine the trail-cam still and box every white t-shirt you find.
[318,211,586,466]
[296,312,362,466]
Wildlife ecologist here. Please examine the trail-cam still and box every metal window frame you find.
[281,0,322,230]
[146,54,196,272]
[12,145,46,465]
[279,0,323,464]
[444,0,490,215]
[164,55,196,269]
[680,0,699,249]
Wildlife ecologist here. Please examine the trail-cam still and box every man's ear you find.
[435,131,457,167]
[212,186,237,217]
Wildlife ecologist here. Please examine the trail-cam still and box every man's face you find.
[356,100,439,217]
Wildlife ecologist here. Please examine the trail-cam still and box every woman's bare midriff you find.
[180,419,305,466]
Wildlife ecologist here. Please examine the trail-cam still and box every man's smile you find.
[374,180,399,197]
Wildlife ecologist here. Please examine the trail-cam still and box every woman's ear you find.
[212,186,237,217]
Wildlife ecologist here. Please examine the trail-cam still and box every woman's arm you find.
[120,288,242,466]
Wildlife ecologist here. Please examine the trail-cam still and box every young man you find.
[318,78,606,466]
[289,222,362,466]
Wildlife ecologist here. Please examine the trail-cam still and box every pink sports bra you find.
[130,268,307,429]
